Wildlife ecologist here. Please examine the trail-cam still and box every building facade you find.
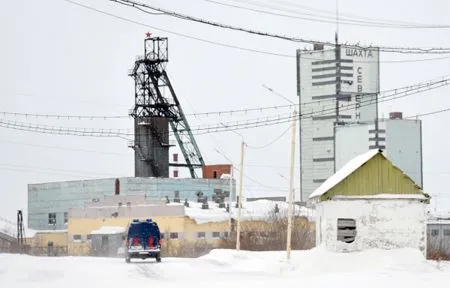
[335,113,423,188]
[28,177,235,230]
[297,44,380,202]
[310,149,429,255]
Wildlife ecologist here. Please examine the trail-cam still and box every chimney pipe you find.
[389,112,403,120]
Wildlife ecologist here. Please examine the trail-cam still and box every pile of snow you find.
[182,200,315,224]
[0,247,449,287]
[91,226,126,235]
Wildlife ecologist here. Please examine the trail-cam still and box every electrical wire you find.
[1,78,448,138]
[405,107,450,119]
[63,0,293,59]
[243,123,292,150]
[0,139,130,157]
[1,75,449,137]
[110,0,450,54]
[4,74,450,121]
[210,0,450,29]
[64,0,450,62]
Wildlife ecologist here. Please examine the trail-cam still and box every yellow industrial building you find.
[22,195,314,257]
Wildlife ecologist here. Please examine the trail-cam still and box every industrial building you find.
[28,176,235,231]
[296,43,380,202]
[310,149,429,255]
[64,194,314,257]
[335,112,423,188]
[27,35,237,232]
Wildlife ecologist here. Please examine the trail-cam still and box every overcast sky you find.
[1,0,450,222]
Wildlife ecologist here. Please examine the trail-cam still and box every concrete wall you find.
[28,177,235,230]
[316,199,427,254]
[134,117,170,178]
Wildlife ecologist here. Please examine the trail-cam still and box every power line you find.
[213,0,450,29]
[4,74,449,121]
[203,0,450,29]
[63,0,293,58]
[110,0,450,54]
[0,79,446,138]
[264,0,418,25]
[0,163,121,178]
[1,76,449,137]
[405,107,450,119]
[0,111,128,120]
[244,123,292,150]
[213,148,283,190]
[63,0,450,62]
[0,139,129,157]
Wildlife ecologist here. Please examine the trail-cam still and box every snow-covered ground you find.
[0,247,449,287]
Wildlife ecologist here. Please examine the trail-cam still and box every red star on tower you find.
[145,32,152,39]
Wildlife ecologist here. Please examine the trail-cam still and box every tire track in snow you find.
[134,263,164,280]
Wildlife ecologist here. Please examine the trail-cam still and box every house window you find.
[337,218,356,243]
[197,232,206,239]
[86,234,92,240]
[223,231,229,238]
[73,234,82,241]
[444,229,450,236]
[212,232,220,238]
[170,232,178,239]
[48,213,56,225]
[431,229,439,236]
[160,233,165,239]
[64,212,68,225]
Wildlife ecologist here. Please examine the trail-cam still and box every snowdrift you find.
[0,247,449,287]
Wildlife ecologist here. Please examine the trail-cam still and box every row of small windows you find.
[431,229,450,236]
[70,231,229,241]
[161,231,228,239]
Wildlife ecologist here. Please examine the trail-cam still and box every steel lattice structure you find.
[128,36,205,178]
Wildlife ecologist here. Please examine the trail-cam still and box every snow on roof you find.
[331,194,428,200]
[309,149,381,199]
[427,219,450,225]
[91,226,126,235]
[220,173,231,179]
[0,217,39,238]
[183,200,315,224]
[0,217,15,237]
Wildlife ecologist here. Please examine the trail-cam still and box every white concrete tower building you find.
[296,44,380,202]
[335,112,423,188]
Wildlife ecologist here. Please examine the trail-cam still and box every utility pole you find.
[228,166,233,234]
[236,140,245,251]
[333,32,341,173]
[286,109,297,260]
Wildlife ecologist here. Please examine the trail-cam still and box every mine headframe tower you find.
[128,36,205,178]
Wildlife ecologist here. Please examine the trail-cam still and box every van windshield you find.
[128,222,160,238]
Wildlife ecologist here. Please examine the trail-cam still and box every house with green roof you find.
[309,149,430,255]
